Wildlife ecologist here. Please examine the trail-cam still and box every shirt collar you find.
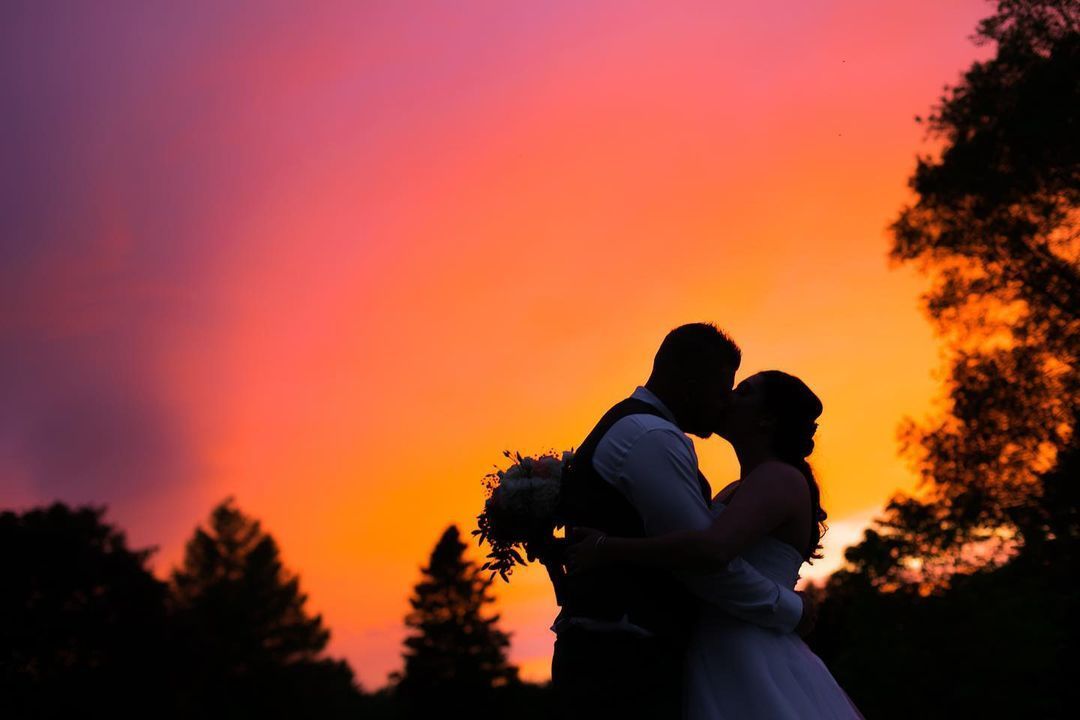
[630,385,679,426]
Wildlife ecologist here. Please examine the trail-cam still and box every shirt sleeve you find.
[613,426,803,632]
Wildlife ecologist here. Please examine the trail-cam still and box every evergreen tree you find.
[395,525,519,710]
[0,503,176,717]
[171,497,364,716]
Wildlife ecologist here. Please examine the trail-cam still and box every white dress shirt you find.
[585,385,803,633]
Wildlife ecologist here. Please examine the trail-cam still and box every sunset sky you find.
[2,0,993,686]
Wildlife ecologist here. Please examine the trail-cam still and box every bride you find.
[567,370,864,720]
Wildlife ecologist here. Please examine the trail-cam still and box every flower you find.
[473,449,574,581]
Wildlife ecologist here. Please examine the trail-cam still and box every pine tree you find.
[0,504,174,716]
[395,525,519,709]
[171,498,364,715]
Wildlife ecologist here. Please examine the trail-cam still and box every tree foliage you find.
[171,498,364,715]
[859,0,1079,585]
[394,525,519,711]
[0,504,174,716]
[806,4,1079,713]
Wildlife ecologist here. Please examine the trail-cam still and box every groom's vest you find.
[556,397,712,641]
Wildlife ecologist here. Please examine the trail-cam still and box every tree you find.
[804,4,1079,712]
[394,525,519,711]
[806,539,1076,719]
[171,497,364,716]
[0,503,176,717]
[859,0,1079,586]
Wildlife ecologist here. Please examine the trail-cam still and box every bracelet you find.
[595,534,607,550]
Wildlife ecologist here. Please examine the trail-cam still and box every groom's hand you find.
[794,590,818,637]
[564,527,607,575]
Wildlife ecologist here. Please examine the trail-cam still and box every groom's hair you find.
[651,323,741,380]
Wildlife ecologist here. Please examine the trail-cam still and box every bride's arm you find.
[587,426,803,632]
[569,461,807,573]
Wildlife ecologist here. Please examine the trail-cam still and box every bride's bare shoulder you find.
[744,460,810,501]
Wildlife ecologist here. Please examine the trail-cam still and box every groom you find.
[549,323,809,718]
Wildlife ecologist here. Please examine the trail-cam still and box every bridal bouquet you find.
[473,449,574,581]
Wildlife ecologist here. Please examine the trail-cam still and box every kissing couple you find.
[549,322,864,719]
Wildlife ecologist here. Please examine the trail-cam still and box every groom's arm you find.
[609,427,803,633]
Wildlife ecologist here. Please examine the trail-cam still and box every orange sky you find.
[1,0,993,687]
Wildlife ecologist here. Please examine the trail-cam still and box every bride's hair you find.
[755,370,828,562]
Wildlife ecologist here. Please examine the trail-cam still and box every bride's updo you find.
[755,370,827,562]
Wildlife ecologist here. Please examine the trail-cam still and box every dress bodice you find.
[711,501,804,590]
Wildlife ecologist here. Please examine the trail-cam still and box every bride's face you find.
[716,374,771,443]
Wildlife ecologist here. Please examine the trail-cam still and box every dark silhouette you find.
[731,370,829,563]
[552,323,746,718]
[0,499,368,718]
[393,525,521,714]
[1,498,554,719]
[170,497,365,716]
[874,0,1080,584]
[806,470,1077,718]
[0,504,176,718]
[804,2,1078,716]
[559,367,864,716]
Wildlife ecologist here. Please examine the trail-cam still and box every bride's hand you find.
[565,527,608,574]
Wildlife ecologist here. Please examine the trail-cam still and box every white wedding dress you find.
[685,501,864,719]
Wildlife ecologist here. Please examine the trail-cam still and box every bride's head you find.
[719,370,828,560]
[719,371,820,454]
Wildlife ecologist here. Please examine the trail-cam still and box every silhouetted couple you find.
[551,323,863,719]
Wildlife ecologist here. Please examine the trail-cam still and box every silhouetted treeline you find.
[807,2,1078,717]
[877,0,1079,582]
[805,449,1079,718]
[0,502,551,720]
[1,504,177,717]
[0,499,368,719]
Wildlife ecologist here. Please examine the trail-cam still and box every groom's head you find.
[645,323,741,438]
